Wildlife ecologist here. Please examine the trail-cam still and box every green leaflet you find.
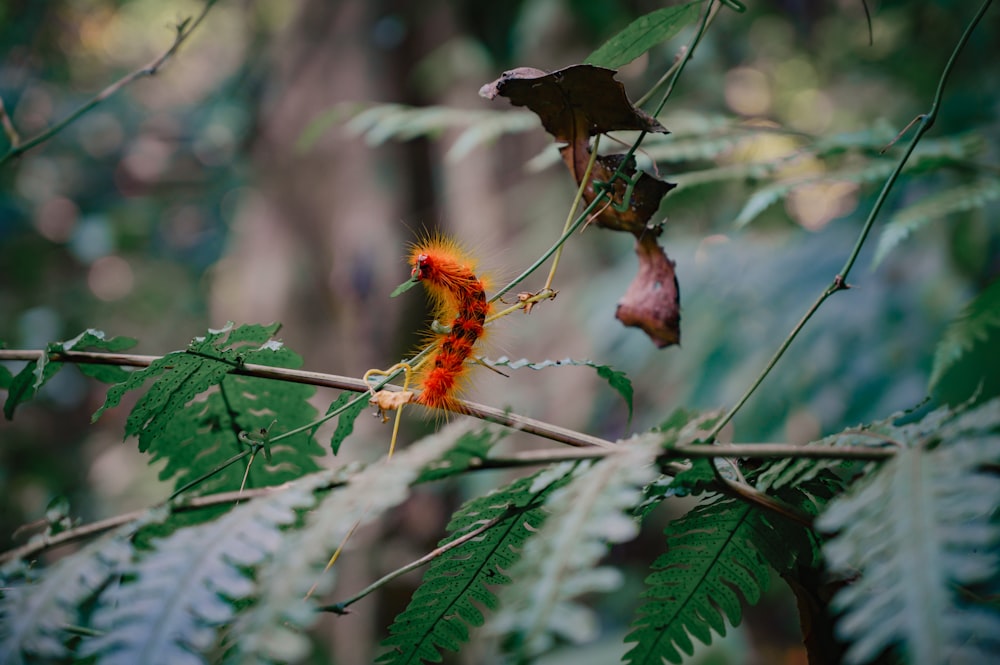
[486,356,633,423]
[376,463,577,665]
[78,472,329,665]
[928,278,1000,405]
[873,178,1000,267]
[3,329,136,420]
[493,439,660,660]
[584,1,702,69]
[93,323,324,495]
[229,422,476,665]
[0,509,165,665]
[624,495,771,665]
[314,391,369,455]
[817,398,1000,665]
[416,426,501,483]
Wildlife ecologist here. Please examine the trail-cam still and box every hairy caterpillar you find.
[404,236,491,412]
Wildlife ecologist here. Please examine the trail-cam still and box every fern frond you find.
[928,278,1000,395]
[313,391,368,455]
[416,425,503,483]
[0,511,162,665]
[335,103,539,162]
[227,421,476,665]
[77,473,331,665]
[624,494,772,665]
[874,178,1000,266]
[491,437,661,659]
[817,398,1000,665]
[4,329,136,419]
[486,356,633,422]
[375,462,578,665]
[731,132,984,228]
[93,323,324,494]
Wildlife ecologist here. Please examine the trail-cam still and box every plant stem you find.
[0,0,218,166]
[543,136,602,291]
[705,0,993,441]
[318,511,510,614]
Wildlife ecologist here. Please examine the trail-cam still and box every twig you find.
[317,510,511,614]
[0,348,615,449]
[704,0,994,442]
[0,482,333,565]
[0,97,21,148]
[0,0,218,167]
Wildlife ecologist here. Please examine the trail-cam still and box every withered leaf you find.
[560,150,676,234]
[616,234,680,348]
[481,63,680,348]
[478,64,666,144]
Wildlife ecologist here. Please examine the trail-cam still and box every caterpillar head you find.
[411,253,432,280]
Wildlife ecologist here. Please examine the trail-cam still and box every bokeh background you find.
[2,1,998,663]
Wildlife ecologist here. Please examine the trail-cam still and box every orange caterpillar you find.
[407,237,490,411]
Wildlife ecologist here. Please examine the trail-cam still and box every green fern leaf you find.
[416,425,502,483]
[929,278,1000,404]
[227,421,475,665]
[78,472,330,665]
[375,463,578,664]
[487,356,633,423]
[4,329,136,420]
[92,323,324,494]
[624,494,771,665]
[314,392,369,455]
[492,437,661,659]
[0,511,163,665]
[817,399,1000,665]
[874,179,1000,267]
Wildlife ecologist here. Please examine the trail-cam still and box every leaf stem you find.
[543,135,602,291]
[318,510,511,614]
[704,0,993,441]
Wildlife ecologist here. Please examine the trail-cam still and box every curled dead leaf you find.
[478,64,666,143]
[616,234,680,348]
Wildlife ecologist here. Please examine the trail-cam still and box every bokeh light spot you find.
[724,67,772,117]
[88,255,135,301]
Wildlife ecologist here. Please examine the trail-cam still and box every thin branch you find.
[317,510,512,614]
[0,348,615,449]
[0,96,21,148]
[0,0,219,167]
[0,481,340,565]
[704,0,994,441]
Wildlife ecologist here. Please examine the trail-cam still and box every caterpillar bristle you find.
[407,236,490,412]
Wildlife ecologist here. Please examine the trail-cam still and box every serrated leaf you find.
[928,278,1000,404]
[493,439,660,659]
[817,398,1000,665]
[79,473,328,665]
[487,356,633,423]
[3,329,136,419]
[624,495,772,665]
[873,179,1000,267]
[92,323,324,495]
[585,1,702,69]
[230,421,478,665]
[0,510,165,665]
[376,463,578,665]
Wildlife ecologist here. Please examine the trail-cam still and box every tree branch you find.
[0,0,218,167]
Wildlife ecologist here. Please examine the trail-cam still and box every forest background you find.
[1,1,998,664]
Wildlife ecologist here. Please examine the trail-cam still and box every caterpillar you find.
[406,236,490,412]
